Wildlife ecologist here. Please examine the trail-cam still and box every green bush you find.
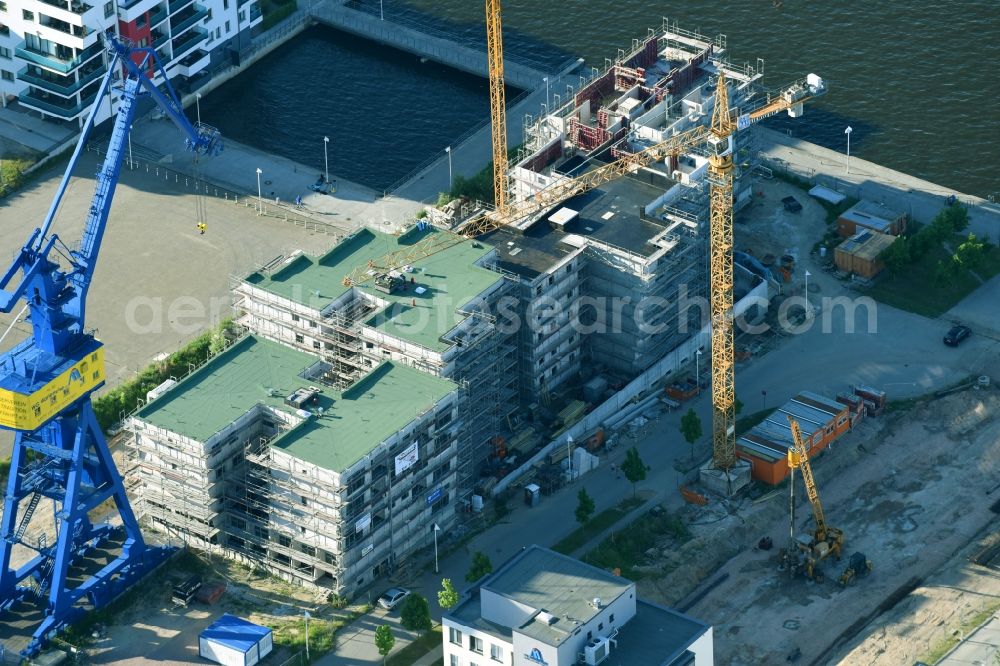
[260,0,296,30]
[0,158,33,197]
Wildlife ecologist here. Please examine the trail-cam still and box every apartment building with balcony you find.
[232,226,520,505]
[128,334,461,596]
[0,0,260,124]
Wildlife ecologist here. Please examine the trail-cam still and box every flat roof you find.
[839,200,904,232]
[605,600,708,666]
[481,177,673,279]
[245,227,502,351]
[738,392,846,459]
[135,336,456,471]
[837,230,895,261]
[483,545,632,646]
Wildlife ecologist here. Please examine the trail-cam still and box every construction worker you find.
[197,222,207,235]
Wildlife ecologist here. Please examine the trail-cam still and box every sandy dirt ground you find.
[831,527,1000,665]
[636,387,1000,666]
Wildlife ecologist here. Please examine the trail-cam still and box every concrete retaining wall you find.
[493,279,769,496]
[309,0,548,89]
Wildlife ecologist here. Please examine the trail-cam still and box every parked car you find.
[377,587,410,610]
[943,325,972,346]
[782,196,803,213]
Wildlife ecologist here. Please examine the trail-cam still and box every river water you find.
[205,0,1000,197]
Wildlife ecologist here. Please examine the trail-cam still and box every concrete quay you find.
[758,127,1000,244]
[309,0,556,90]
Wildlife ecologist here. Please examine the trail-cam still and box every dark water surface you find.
[206,1,1000,197]
[199,25,509,192]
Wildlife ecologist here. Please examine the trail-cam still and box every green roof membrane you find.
[136,336,457,472]
[245,227,501,352]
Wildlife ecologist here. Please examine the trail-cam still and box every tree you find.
[374,624,394,664]
[880,237,911,275]
[575,488,595,524]
[680,408,703,459]
[956,233,987,272]
[438,578,460,610]
[466,551,493,583]
[621,447,647,497]
[942,203,969,233]
[399,592,432,631]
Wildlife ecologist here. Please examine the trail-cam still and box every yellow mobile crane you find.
[783,415,844,581]
[341,1,825,484]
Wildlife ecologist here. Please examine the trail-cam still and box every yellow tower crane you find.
[784,415,844,580]
[340,15,825,493]
[485,0,508,217]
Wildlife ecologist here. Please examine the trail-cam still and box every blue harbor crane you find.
[0,37,221,656]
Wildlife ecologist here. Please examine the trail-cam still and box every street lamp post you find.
[195,93,201,125]
[566,434,573,479]
[445,146,452,191]
[543,76,549,114]
[804,269,811,312]
[323,136,330,184]
[379,0,383,20]
[255,167,263,214]
[304,611,310,661]
[695,349,702,390]
[433,523,441,573]
[844,126,853,174]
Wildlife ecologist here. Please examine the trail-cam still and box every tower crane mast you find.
[342,10,825,493]
[0,37,221,656]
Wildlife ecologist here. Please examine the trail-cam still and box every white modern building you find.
[443,545,714,666]
[0,0,261,125]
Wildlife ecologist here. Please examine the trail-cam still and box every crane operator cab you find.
[707,135,733,158]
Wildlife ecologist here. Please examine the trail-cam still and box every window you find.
[448,627,462,645]
[312,341,321,349]
[0,70,10,82]
[0,46,9,60]
[224,19,230,32]
[205,8,212,20]
[22,9,34,20]
[469,636,483,654]
[490,644,504,661]
[238,9,244,20]
[215,27,220,38]
[308,319,316,328]
[294,334,304,343]
[449,656,459,666]
[223,0,228,8]
[291,313,300,321]
[610,614,615,622]
[0,2,6,12]
[103,1,112,17]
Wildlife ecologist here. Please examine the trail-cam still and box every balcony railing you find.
[17,65,104,97]
[38,0,93,14]
[151,31,168,49]
[169,4,207,37]
[167,0,193,14]
[148,6,168,26]
[19,89,98,119]
[170,26,206,59]
[14,42,102,74]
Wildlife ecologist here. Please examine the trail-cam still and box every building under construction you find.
[129,335,460,595]
[126,22,805,595]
